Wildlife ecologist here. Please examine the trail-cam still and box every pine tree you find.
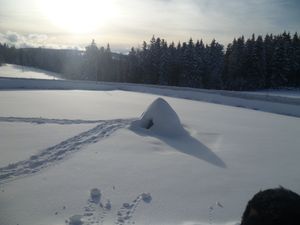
[204,39,224,89]
[264,34,274,88]
[167,42,180,86]
[270,33,291,87]
[225,36,246,90]
[291,33,300,86]
[159,39,169,85]
[244,34,266,89]
[194,40,205,87]
[85,39,99,80]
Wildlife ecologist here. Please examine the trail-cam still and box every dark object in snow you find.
[90,188,101,203]
[69,215,83,225]
[145,119,154,129]
[141,193,152,203]
[123,203,132,209]
[241,187,300,225]
[105,200,112,210]
[30,155,38,160]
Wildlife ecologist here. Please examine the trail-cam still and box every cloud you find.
[0,31,47,48]
[6,31,19,42]
[0,31,83,49]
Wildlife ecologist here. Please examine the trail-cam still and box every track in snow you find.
[0,116,105,125]
[0,117,134,184]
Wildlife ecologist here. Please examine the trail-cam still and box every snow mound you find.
[69,215,83,225]
[90,188,101,203]
[131,98,186,136]
[141,192,152,203]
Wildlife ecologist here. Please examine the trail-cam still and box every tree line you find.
[0,32,299,90]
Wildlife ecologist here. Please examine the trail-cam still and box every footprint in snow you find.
[116,193,152,225]
[67,189,151,225]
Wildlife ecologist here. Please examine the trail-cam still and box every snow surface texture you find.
[246,88,300,99]
[1,90,299,225]
[0,65,300,225]
[0,64,62,80]
[0,122,96,167]
[67,191,152,225]
[1,76,300,117]
[0,117,133,183]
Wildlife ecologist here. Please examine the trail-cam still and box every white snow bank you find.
[131,98,186,137]
[0,64,62,80]
[130,98,226,168]
[1,76,300,118]
[246,89,300,99]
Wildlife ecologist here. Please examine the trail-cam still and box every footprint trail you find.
[0,118,134,184]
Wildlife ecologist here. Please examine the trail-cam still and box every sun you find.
[39,0,115,34]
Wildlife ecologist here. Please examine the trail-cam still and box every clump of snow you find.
[141,193,152,203]
[90,188,101,203]
[105,200,112,210]
[131,98,186,137]
[69,215,83,225]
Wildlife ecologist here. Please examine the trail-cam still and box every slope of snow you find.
[246,89,300,99]
[1,76,300,118]
[0,64,62,80]
[0,89,299,225]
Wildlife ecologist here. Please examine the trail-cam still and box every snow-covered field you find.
[0,65,300,225]
[0,64,62,80]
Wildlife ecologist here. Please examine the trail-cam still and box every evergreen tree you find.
[204,39,224,89]
[85,39,99,80]
[194,40,205,87]
[270,33,290,87]
[291,33,300,86]
[158,39,169,85]
[225,36,246,90]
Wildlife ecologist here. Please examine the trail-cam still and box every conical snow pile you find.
[131,98,186,137]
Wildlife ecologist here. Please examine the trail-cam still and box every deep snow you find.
[0,89,299,225]
[0,65,300,225]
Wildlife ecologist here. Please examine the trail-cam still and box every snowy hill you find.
[0,65,300,225]
[0,64,62,80]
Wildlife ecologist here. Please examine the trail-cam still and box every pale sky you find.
[0,0,299,52]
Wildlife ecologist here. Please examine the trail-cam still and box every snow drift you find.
[131,97,226,168]
[131,98,186,137]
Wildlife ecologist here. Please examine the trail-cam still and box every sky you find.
[0,0,299,52]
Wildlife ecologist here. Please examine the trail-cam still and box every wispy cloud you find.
[0,31,83,49]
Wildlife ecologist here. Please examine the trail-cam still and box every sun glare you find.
[40,0,116,34]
